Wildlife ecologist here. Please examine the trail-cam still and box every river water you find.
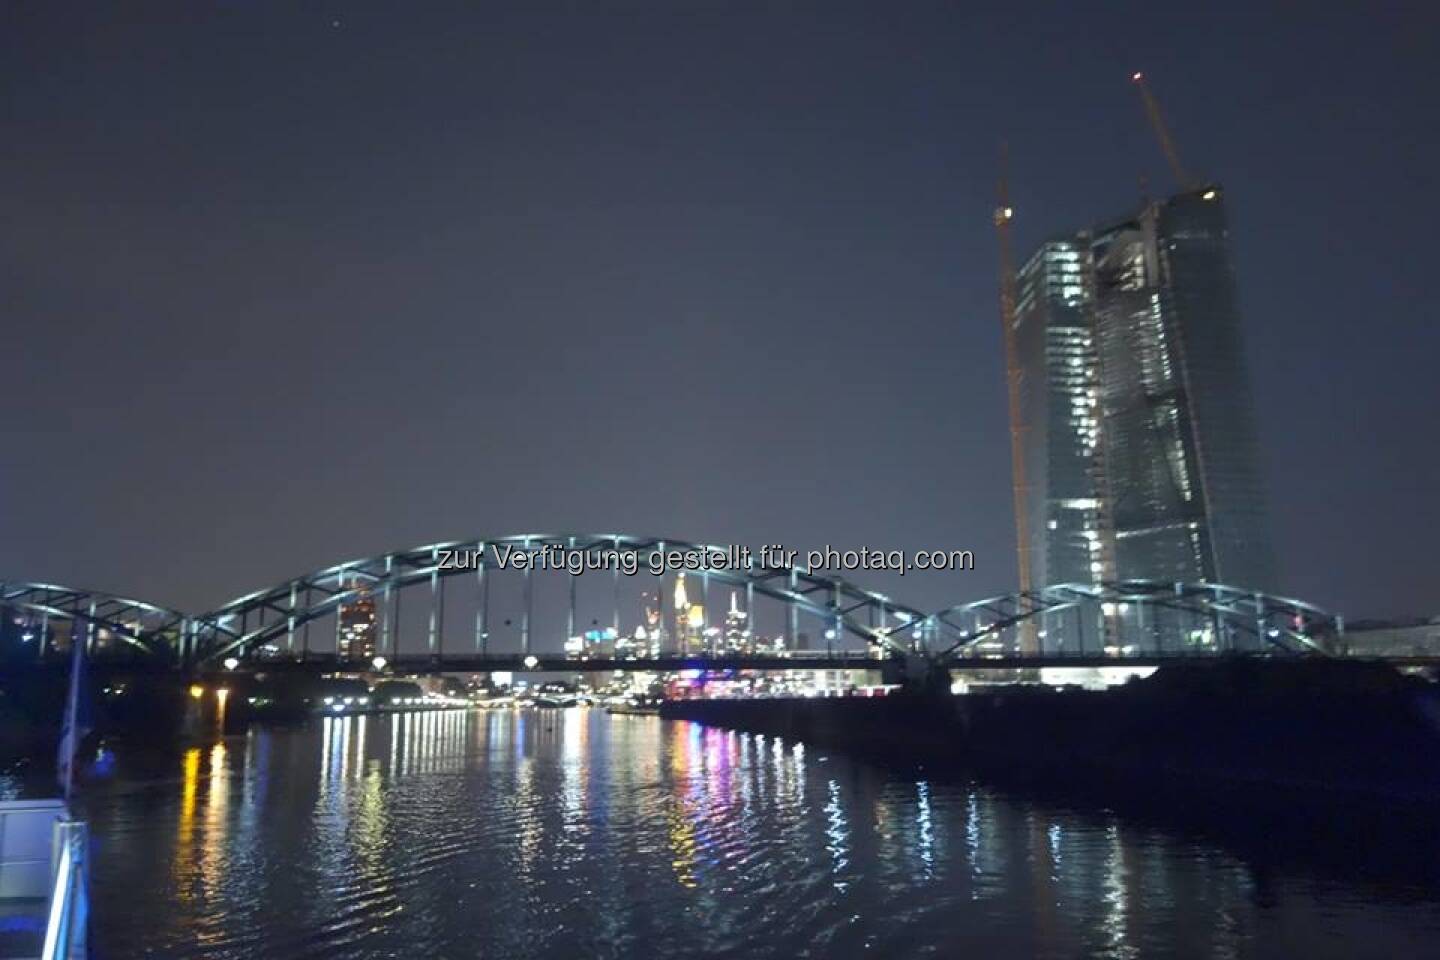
[48,709,1440,958]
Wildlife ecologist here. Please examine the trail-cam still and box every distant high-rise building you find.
[337,592,377,661]
[1015,185,1277,605]
[722,590,750,654]
[641,590,666,656]
[673,573,707,655]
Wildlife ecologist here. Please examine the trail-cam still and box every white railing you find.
[41,819,88,960]
[0,800,87,959]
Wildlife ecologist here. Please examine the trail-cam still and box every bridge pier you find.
[882,654,953,698]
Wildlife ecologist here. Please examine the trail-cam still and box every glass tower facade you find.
[1015,185,1277,602]
[1015,239,1113,594]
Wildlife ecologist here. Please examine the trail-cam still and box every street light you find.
[222,657,239,671]
[372,656,388,671]
[523,655,539,670]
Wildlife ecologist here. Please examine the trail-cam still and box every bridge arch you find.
[189,534,933,666]
[0,581,188,659]
[922,581,1338,663]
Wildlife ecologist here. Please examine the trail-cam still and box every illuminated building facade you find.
[626,590,665,657]
[673,573,706,655]
[337,592,377,661]
[673,573,689,653]
[722,591,750,654]
[1016,185,1278,623]
[1015,236,1113,593]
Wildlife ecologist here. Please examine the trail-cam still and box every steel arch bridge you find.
[1,534,1345,672]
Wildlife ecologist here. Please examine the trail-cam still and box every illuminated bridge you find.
[1,533,1351,676]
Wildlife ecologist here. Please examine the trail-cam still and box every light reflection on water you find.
[76,710,1440,959]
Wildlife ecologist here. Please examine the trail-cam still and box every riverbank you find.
[661,658,1440,808]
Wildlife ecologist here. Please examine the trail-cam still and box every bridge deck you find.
[197,651,1385,676]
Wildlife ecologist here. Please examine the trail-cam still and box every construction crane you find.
[1131,71,1196,191]
[993,142,1037,654]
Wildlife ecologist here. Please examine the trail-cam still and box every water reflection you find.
[916,780,934,878]
[1101,823,1137,960]
[824,779,849,889]
[171,746,200,906]
[76,711,1440,959]
[513,723,543,882]
[666,721,700,888]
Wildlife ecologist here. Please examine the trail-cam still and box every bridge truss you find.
[0,536,1343,672]
[187,534,933,666]
[923,581,1334,663]
[0,581,187,659]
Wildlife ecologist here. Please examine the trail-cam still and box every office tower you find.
[673,572,706,655]
[1015,185,1277,599]
[723,591,750,654]
[337,591,378,661]
[1093,186,1277,591]
[1014,237,1114,592]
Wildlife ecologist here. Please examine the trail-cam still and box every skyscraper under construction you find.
[1014,185,1278,609]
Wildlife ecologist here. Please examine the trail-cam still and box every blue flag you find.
[56,619,91,800]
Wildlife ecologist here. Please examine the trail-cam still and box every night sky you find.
[2,2,1435,621]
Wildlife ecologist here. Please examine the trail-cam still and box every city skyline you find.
[0,3,1435,621]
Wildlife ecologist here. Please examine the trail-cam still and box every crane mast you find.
[993,144,1037,654]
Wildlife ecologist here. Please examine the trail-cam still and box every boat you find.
[534,682,580,708]
[534,694,579,708]
[605,696,662,716]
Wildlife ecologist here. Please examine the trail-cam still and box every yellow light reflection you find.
[666,722,699,888]
[172,740,230,919]
[173,746,202,904]
[198,742,230,908]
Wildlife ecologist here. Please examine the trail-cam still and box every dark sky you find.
[1,1,1435,621]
